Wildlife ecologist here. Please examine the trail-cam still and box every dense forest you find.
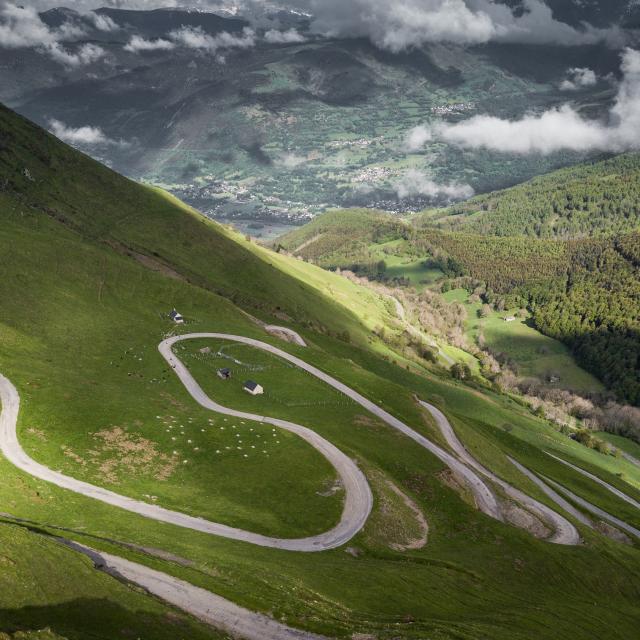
[435,232,640,405]
[423,153,640,239]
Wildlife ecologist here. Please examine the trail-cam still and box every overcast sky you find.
[15,1,633,50]
[6,0,640,156]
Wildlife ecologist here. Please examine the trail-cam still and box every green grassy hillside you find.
[442,289,604,394]
[1,104,387,348]
[1,105,640,640]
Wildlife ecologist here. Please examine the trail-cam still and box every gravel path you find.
[59,539,330,640]
[419,401,580,545]
[388,296,455,366]
[165,333,502,521]
[546,452,640,511]
[621,451,640,468]
[263,325,307,346]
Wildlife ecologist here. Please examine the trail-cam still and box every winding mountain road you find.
[419,401,580,545]
[546,452,640,511]
[162,333,501,521]
[0,367,371,551]
[542,476,640,539]
[507,456,593,528]
[1,333,580,550]
[3,331,633,638]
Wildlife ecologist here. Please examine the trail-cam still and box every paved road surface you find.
[1,332,613,639]
[0,369,371,551]
[420,401,580,545]
[508,457,639,541]
[542,476,640,539]
[507,457,593,528]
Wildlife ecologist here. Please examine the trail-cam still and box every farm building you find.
[217,368,231,380]
[169,309,184,324]
[243,380,263,395]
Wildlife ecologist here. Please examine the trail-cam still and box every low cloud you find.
[560,67,598,91]
[124,35,175,52]
[48,42,106,66]
[0,3,56,48]
[168,25,256,53]
[298,0,626,52]
[48,119,125,147]
[264,28,306,44]
[0,3,106,66]
[275,152,307,168]
[86,12,119,32]
[395,169,474,200]
[417,48,640,155]
[404,125,432,152]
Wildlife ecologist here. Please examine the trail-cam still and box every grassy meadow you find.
[442,289,603,393]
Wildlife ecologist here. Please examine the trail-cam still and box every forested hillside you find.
[436,233,640,405]
[424,154,640,238]
[280,209,640,405]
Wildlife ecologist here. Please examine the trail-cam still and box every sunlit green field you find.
[442,289,603,393]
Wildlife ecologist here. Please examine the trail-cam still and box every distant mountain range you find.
[0,5,632,222]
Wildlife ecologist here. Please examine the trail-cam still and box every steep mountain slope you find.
[1,105,640,640]
[0,103,378,345]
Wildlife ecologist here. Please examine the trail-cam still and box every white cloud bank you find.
[48,119,126,147]
[560,67,598,91]
[395,169,474,200]
[124,35,176,52]
[264,28,306,44]
[168,25,255,53]
[0,3,107,66]
[19,1,633,52]
[405,48,640,155]
[299,0,626,52]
